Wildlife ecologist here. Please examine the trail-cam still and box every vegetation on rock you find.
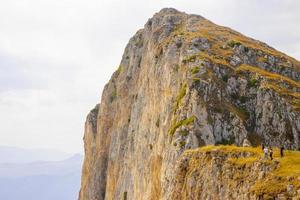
[169,116,195,136]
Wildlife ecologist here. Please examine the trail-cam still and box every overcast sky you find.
[0,0,299,153]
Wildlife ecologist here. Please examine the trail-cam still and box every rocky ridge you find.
[79,8,300,200]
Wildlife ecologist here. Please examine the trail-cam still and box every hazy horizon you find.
[0,0,299,153]
[0,145,79,159]
[0,146,83,200]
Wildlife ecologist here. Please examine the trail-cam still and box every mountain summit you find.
[79,8,300,200]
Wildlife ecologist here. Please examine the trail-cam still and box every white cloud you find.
[0,0,299,153]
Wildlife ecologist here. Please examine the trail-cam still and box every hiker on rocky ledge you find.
[263,146,268,159]
[261,143,265,151]
[269,148,273,160]
[280,146,285,157]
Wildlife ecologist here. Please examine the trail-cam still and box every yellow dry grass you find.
[236,64,300,89]
[259,152,300,197]
[186,145,300,197]
[161,18,300,71]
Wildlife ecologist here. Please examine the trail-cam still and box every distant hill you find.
[0,146,72,163]
[0,147,83,200]
[0,154,82,177]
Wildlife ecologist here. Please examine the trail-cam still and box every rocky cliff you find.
[79,8,300,200]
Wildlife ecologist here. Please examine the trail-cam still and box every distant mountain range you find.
[0,146,83,200]
[0,146,72,163]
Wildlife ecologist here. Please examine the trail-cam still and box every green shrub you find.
[169,116,196,136]
[247,78,258,88]
[174,83,187,112]
[192,77,201,84]
[222,74,229,82]
[190,66,200,74]
[110,88,117,102]
[240,96,248,104]
[213,106,223,113]
[227,40,242,48]
[180,130,189,137]
[116,65,123,76]
[179,141,186,148]
[230,93,239,100]
[182,55,197,64]
[238,107,250,119]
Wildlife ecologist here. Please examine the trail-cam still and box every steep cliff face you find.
[79,8,300,200]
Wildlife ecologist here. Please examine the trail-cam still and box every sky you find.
[0,0,299,153]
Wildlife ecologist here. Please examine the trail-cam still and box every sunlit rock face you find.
[79,8,300,200]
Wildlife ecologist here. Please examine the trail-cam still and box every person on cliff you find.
[280,146,285,157]
[263,147,268,160]
[261,143,265,151]
[269,148,273,160]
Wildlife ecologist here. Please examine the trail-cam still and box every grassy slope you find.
[185,145,300,197]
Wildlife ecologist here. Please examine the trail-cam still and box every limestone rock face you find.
[79,8,300,200]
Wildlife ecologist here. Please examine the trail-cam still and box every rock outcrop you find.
[79,8,300,200]
[168,146,300,200]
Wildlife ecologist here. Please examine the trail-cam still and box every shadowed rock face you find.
[79,8,300,200]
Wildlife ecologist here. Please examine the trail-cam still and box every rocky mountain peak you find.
[156,7,181,15]
[79,8,300,200]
